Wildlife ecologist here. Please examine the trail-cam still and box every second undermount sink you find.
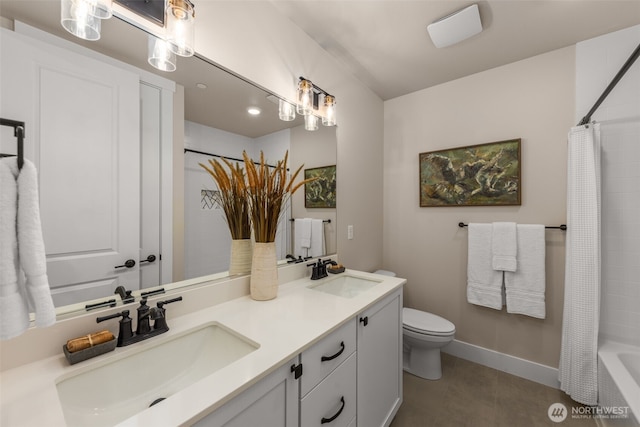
[56,322,259,427]
[308,275,383,298]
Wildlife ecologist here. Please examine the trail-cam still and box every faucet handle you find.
[156,296,183,309]
[96,310,133,347]
[154,296,182,331]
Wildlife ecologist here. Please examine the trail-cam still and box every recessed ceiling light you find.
[196,83,207,89]
[247,107,261,116]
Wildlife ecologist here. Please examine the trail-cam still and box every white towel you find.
[308,219,326,258]
[294,218,312,257]
[505,224,546,319]
[492,222,517,272]
[0,158,56,340]
[467,223,504,310]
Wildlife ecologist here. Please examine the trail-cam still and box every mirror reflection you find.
[0,1,337,318]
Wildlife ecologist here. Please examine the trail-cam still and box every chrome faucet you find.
[97,296,183,347]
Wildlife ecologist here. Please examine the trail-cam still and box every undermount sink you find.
[308,275,382,298]
[56,322,259,427]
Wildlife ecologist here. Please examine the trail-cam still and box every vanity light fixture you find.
[294,77,337,129]
[61,0,113,41]
[61,0,196,69]
[147,35,177,72]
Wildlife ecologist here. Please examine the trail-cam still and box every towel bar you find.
[458,222,566,230]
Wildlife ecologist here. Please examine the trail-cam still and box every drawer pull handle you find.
[321,396,345,424]
[321,341,345,362]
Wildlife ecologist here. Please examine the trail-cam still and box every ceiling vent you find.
[427,4,483,48]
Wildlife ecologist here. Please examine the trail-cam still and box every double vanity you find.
[0,262,405,426]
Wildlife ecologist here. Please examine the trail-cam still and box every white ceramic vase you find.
[250,242,278,300]
[229,239,252,276]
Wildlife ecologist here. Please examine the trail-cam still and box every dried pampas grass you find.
[243,150,315,243]
[199,157,252,240]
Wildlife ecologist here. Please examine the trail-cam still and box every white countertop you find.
[0,270,405,427]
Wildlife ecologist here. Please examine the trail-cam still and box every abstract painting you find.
[305,165,336,208]
[419,139,521,207]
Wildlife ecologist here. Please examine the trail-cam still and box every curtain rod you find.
[458,222,567,230]
[184,148,285,169]
[290,218,331,223]
[577,42,640,126]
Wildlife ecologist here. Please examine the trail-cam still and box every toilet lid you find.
[403,308,455,335]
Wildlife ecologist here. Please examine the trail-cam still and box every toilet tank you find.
[373,270,396,277]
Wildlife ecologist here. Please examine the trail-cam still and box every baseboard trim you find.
[442,339,561,389]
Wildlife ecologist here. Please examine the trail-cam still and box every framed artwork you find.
[419,139,521,207]
[304,165,336,208]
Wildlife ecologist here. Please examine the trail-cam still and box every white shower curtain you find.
[559,124,601,405]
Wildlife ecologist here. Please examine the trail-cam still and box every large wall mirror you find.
[0,1,337,319]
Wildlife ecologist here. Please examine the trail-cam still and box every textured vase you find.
[250,242,278,301]
[229,239,252,276]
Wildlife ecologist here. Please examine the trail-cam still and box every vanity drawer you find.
[301,319,356,397]
[301,353,357,427]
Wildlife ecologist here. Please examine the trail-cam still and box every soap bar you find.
[328,264,346,274]
[66,330,115,353]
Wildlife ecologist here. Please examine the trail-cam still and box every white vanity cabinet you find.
[184,287,402,427]
[192,357,299,427]
[356,289,403,427]
[300,320,358,426]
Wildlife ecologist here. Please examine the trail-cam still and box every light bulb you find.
[166,0,195,57]
[305,114,319,131]
[278,99,296,121]
[297,79,313,116]
[61,0,102,41]
[322,95,336,126]
[148,36,177,72]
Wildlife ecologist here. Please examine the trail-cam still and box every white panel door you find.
[0,29,140,307]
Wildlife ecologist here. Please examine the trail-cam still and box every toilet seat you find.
[403,308,455,337]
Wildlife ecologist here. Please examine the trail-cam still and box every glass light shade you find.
[91,0,113,19]
[61,0,101,41]
[297,79,313,115]
[166,0,195,57]
[305,114,319,131]
[322,95,337,126]
[278,99,296,121]
[148,36,177,72]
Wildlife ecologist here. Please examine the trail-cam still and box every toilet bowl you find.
[372,270,456,381]
[402,308,455,380]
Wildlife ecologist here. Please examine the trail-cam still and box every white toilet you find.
[374,270,456,381]
[402,307,455,380]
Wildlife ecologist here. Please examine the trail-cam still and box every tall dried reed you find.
[243,150,314,243]
[199,157,252,240]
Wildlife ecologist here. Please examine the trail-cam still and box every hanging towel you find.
[504,224,546,319]
[467,223,504,310]
[559,124,601,406]
[0,158,56,340]
[294,218,312,258]
[308,219,326,258]
[492,222,517,272]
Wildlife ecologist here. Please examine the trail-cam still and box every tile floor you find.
[390,353,597,427]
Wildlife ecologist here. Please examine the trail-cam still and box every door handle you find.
[140,254,157,264]
[115,259,136,269]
